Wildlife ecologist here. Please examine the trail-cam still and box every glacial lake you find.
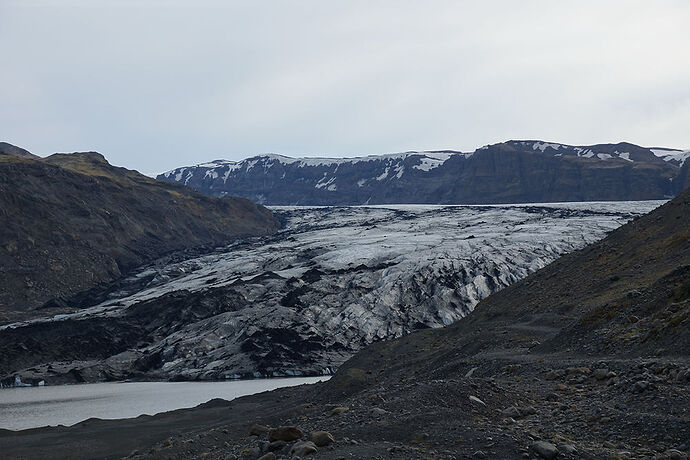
[0,377,327,431]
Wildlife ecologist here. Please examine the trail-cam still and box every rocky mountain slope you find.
[2,193,686,460]
[158,140,687,205]
[0,143,280,322]
[0,201,660,385]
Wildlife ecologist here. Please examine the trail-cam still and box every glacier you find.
[0,201,664,383]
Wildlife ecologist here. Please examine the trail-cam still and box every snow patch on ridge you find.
[616,151,632,162]
[532,142,564,152]
[651,148,690,166]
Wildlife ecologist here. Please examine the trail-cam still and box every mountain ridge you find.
[0,143,280,322]
[158,140,686,205]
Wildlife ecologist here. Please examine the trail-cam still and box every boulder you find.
[531,441,559,459]
[309,431,336,447]
[290,441,318,457]
[268,440,287,451]
[249,424,271,436]
[268,426,303,442]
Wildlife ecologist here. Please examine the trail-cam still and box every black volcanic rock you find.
[157,140,686,204]
[0,145,280,322]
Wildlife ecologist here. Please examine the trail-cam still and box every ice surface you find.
[3,201,663,379]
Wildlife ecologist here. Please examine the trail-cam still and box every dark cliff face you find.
[157,140,684,205]
[675,161,690,194]
[0,144,280,321]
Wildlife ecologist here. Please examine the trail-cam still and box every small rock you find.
[258,453,276,460]
[502,407,521,418]
[268,426,303,442]
[268,440,287,451]
[330,406,349,416]
[557,443,577,454]
[520,406,536,416]
[566,367,591,375]
[371,407,389,416]
[290,441,318,457]
[664,449,688,460]
[469,395,486,406]
[633,380,650,393]
[593,368,610,380]
[309,431,336,447]
[239,447,261,459]
[545,369,566,380]
[249,424,271,436]
[531,441,559,459]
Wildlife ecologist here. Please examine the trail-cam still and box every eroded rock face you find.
[0,202,661,383]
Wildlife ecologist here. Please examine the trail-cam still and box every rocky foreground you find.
[1,192,687,459]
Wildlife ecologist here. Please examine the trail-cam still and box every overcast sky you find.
[2,1,689,175]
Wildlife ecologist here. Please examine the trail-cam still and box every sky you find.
[1,0,690,175]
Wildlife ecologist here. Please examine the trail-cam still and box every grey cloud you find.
[1,0,689,174]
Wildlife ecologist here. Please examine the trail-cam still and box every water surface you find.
[0,377,327,431]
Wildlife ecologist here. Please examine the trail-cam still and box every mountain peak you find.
[0,142,38,159]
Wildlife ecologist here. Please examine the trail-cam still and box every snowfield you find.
[1,201,664,381]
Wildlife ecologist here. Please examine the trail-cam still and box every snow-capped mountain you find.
[0,201,661,383]
[157,141,686,205]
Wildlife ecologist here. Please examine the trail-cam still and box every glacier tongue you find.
[0,201,664,382]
